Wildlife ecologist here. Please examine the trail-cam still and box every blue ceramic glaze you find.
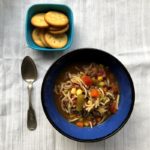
[41,48,135,142]
[25,4,74,51]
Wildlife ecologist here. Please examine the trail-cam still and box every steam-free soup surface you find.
[54,63,120,128]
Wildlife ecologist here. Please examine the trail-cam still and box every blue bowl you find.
[25,4,74,51]
[41,48,135,142]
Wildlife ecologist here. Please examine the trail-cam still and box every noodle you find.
[69,117,80,122]
[116,94,120,110]
[89,121,93,128]
[99,88,104,97]
[106,92,115,99]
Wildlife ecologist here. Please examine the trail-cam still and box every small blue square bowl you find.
[25,4,74,51]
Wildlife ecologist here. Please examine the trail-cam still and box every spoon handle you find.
[27,83,37,130]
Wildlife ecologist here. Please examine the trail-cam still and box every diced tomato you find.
[81,75,93,86]
[76,121,84,127]
[110,102,117,113]
[90,89,100,98]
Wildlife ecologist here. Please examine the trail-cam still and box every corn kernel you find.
[76,89,83,95]
[71,88,76,94]
[98,76,103,81]
[84,121,89,127]
[99,81,105,87]
[87,100,92,105]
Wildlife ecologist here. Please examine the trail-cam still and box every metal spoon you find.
[21,56,37,130]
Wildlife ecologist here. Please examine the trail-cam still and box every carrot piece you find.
[81,75,93,86]
[90,89,100,98]
[76,121,84,127]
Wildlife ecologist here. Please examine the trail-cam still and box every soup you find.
[54,63,120,128]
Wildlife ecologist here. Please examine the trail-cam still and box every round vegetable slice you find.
[81,75,93,86]
[90,89,100,98]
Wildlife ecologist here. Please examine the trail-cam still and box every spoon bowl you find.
[21,56,37,82]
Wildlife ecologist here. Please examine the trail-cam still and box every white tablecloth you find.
[0,0,150,149]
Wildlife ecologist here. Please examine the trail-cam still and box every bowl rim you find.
[41,48,135,142]
[25,3,74,51]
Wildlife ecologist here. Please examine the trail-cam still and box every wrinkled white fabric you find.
[0,0,150,150]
